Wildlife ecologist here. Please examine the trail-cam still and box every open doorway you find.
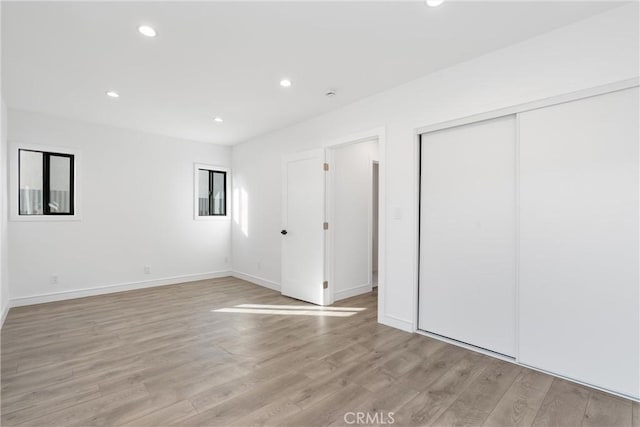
[326,138,379,303]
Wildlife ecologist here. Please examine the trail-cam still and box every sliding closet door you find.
[419,115,516,357]
[519,87,639,398]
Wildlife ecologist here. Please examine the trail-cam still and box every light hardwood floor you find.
[1,277,637,426]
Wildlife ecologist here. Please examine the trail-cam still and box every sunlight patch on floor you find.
[211,304,366,317]
[236,304,366,312]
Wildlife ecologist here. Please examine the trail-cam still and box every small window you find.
[198,168,226,216]
[19,149,74,216]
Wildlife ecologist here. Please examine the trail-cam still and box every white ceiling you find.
[2,1,623,145]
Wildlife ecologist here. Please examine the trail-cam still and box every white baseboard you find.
[1,302,9,328]
[231,271,280,292]
[379,313,414,333]
[9,270,232,308]
[334,283,372,301]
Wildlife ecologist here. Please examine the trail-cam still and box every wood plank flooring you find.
[1,277,637,426]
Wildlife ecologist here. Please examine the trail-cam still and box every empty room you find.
[0,1,639,426]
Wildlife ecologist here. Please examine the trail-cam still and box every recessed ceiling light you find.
[106,91,120,98]
[280,79,292,88]
[138,25,157,37]
[214,117,223,123]
[426,0,444,7]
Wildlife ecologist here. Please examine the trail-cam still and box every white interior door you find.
[519,87,639,399]
[419,115,517,357]
[281,149,326,305]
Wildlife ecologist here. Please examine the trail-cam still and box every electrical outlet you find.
[50,274,59,285]
[224,257,229,264]
[144,266,151,274]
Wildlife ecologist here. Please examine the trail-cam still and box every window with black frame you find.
[198,169,226,216]
[19,149,75,216]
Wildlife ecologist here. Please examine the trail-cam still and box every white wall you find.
[231,4,639,331]
[329,140,378,301]
[7,110,232,305]
[1,0,8,326]
[1,100,9,324]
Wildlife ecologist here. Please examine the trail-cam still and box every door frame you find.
[372,160,380,288]
[413,78,640,401]
[322,128,386,319]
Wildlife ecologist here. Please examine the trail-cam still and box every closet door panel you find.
[419,115,516,357]
[519,87,639,398]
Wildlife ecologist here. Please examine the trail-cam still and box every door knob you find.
[281,230,288,235]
